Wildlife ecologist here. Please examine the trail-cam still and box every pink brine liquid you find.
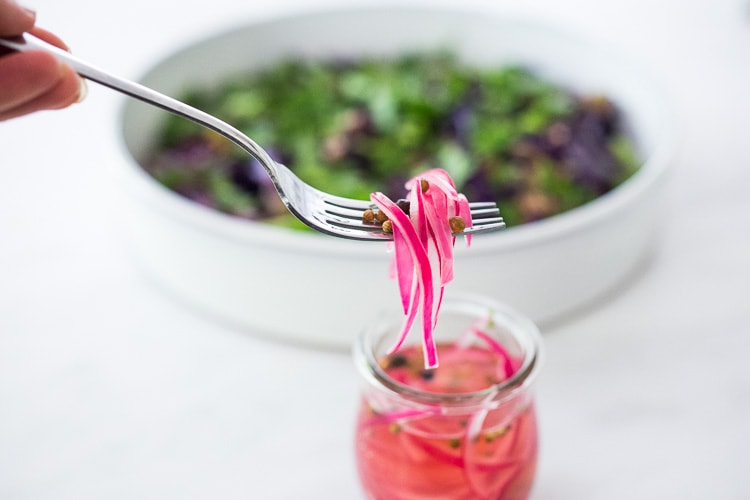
[355,343,538,500]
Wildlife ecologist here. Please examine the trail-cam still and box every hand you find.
[0,0,86,121]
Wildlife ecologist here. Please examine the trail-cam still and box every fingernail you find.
[76,77,88,103]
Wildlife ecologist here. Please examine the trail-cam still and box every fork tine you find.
[321,206,502,227]
[469,207,501,218]
[468,216,505,227]
[322,217,506,237]
[322,198,500,220]
[321,212,385,232]
[322,204,505,232]
[462,220,506,234]
[467,201,498,209]
[322,203,375,220]
[321,196,372,211]
[322,193,500,212]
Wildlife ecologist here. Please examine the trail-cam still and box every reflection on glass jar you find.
[353,294,543,500]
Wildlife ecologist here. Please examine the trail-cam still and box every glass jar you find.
[353,294,543,500]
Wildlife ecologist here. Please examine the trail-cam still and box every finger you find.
[25,26,86,103]
[0,51,62,112]
[0,26,72,57]
[0,51,83,120]
[0,0,36,36]
[28,26,71,52]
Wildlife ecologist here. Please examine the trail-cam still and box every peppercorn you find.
[420,179,430,192]
[375,209,389,223]
[381,220,393,233]
[396,198,411,215]
[449,216,466,233]
[385,354,409,369]
[362,208,376,224]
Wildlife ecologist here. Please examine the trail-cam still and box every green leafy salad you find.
[143,52,640,230]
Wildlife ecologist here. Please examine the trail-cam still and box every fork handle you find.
[0,33,278,177]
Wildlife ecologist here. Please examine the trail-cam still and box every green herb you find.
[143,52,640,228]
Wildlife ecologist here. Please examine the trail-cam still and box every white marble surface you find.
[1,0,749,498]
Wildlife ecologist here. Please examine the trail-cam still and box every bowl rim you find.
[117,5,678,259]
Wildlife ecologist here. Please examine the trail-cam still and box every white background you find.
[1,0,749,498]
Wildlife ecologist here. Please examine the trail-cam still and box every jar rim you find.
[354,293,544,409]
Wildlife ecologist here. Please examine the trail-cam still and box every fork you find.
[0,33,505,241]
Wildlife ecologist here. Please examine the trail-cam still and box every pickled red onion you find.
[371,168,473,369]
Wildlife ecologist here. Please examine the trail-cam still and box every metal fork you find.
[1,33,505,241]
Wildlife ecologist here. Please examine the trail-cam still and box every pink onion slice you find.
[371,168,475,369]
[371,192,435,364]
[458,317,523,379]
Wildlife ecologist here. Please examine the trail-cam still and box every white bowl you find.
[116,7,675,348]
